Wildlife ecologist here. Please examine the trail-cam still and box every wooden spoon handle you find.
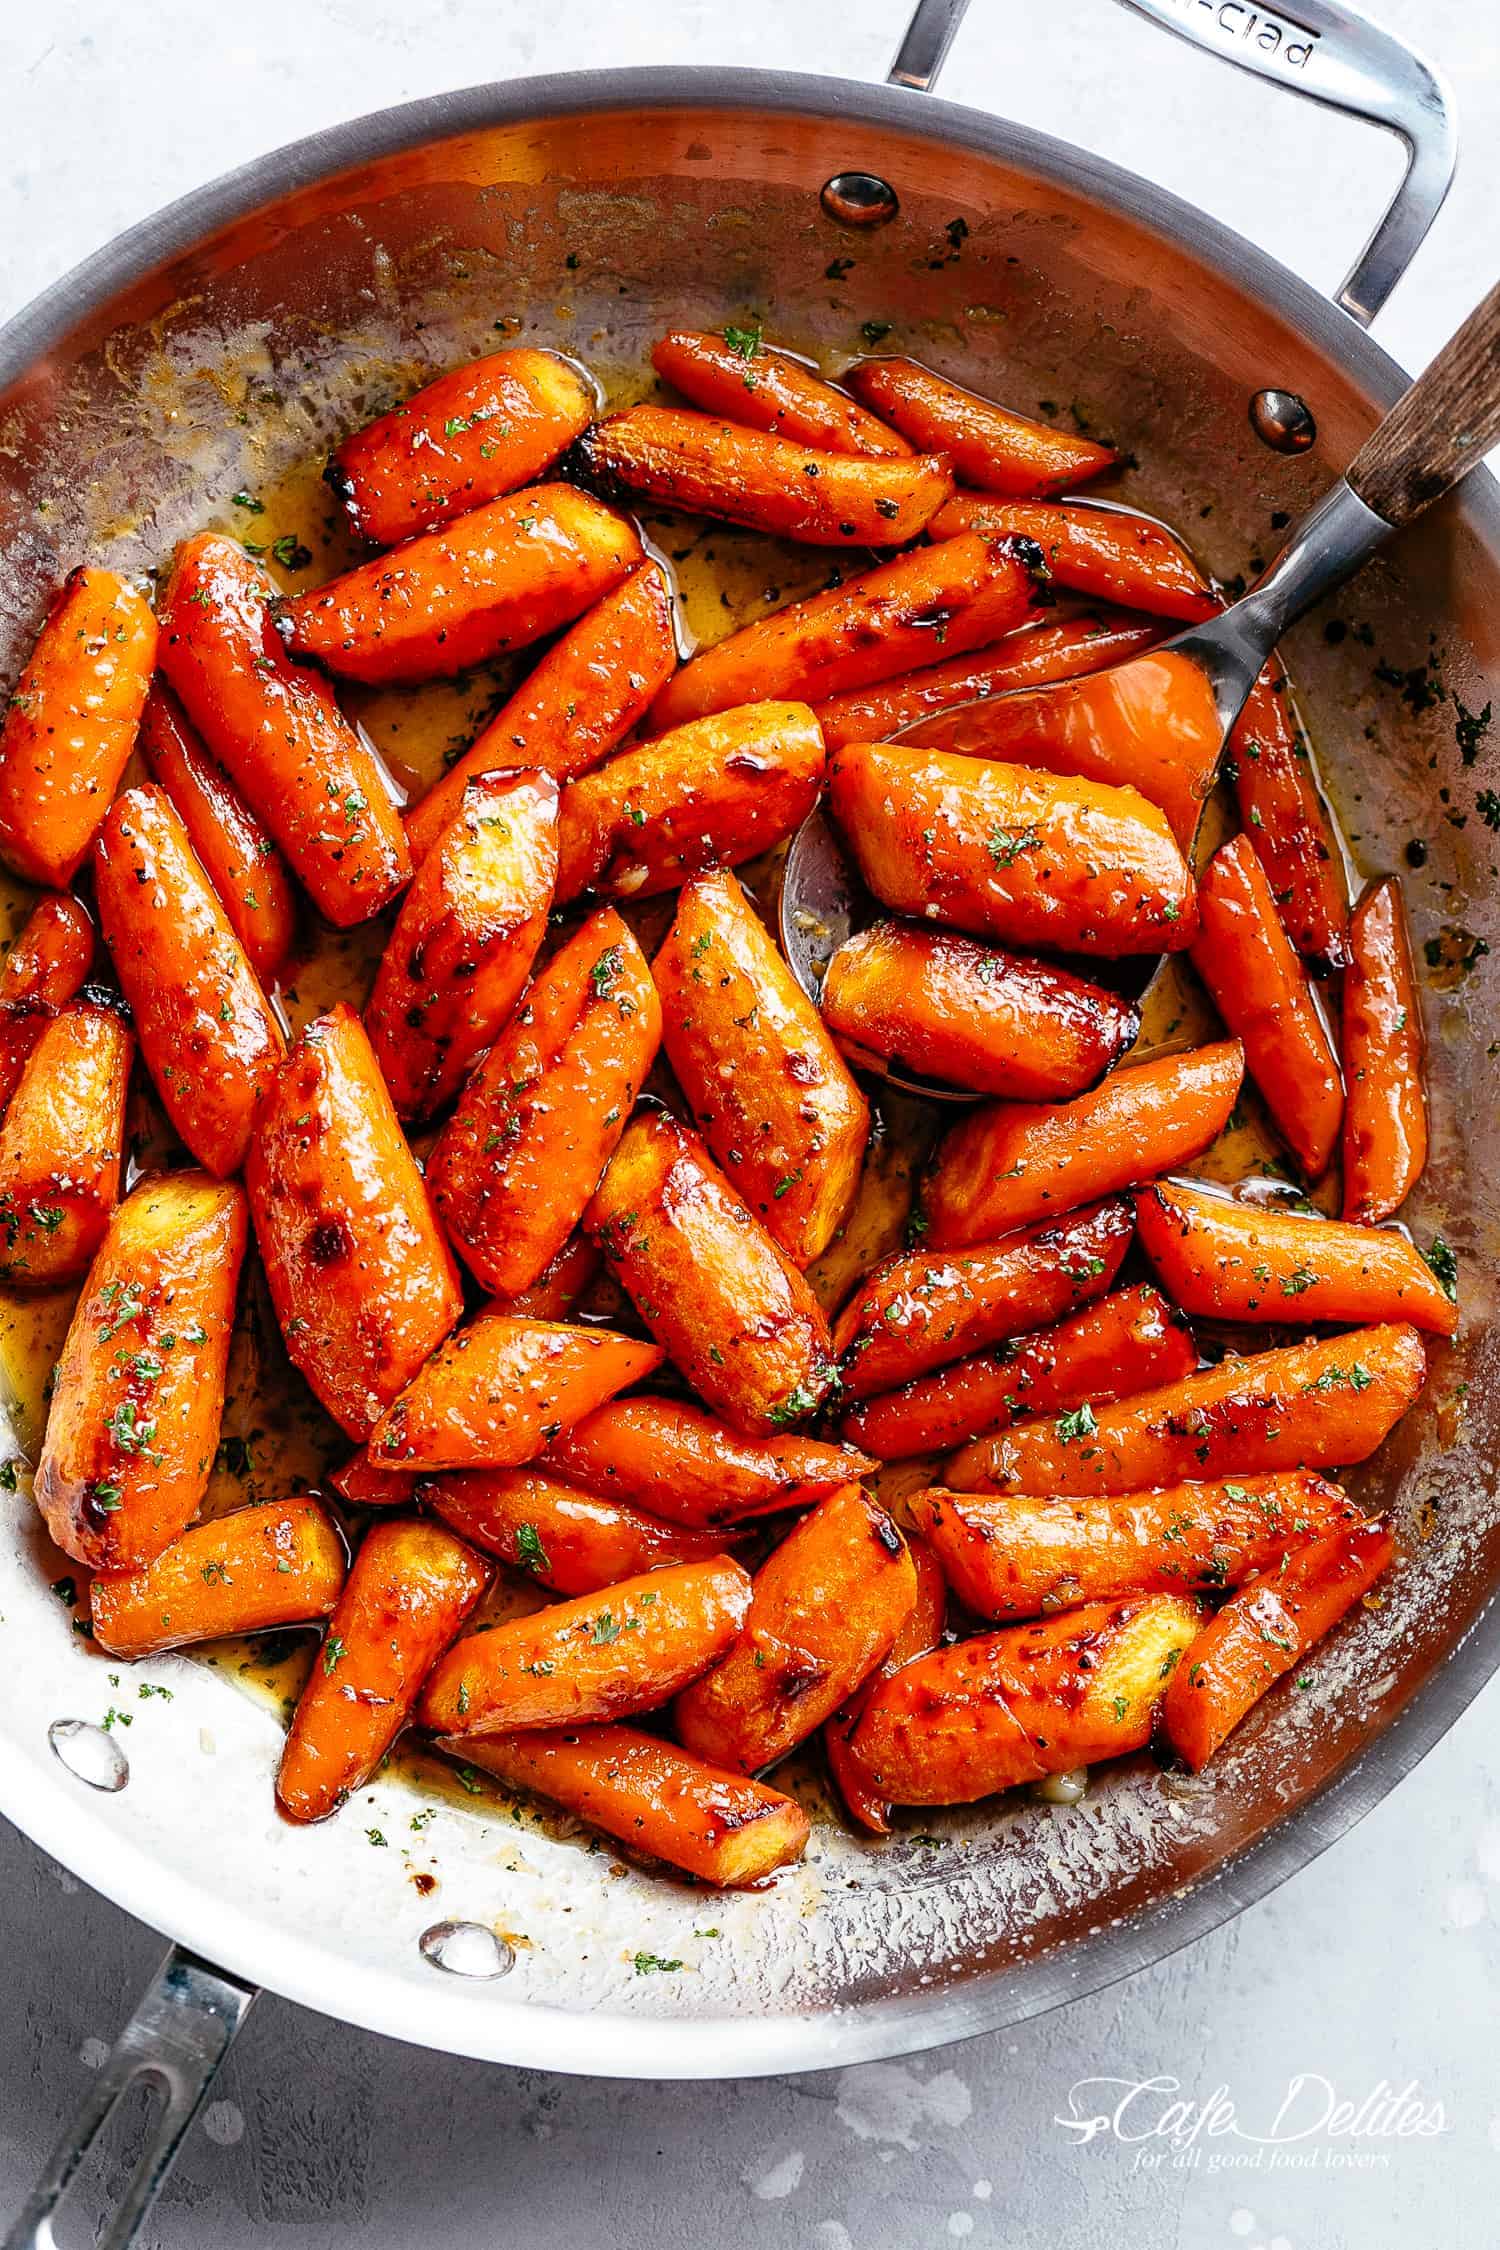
[1347,277,1500,526]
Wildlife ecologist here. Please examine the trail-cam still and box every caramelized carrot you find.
[0,1000,131,1288]
[330,1453,419,1510]
[1342,876,1427,1223]
[423,1464,740,1594]
[824,1534,947,1833]
[542,1397,874,1528]
[847,359,1115,495]
[368,1314,664,1471]
[90,1498,346,1657]
[1228,666,1349,974]
[487,1231,602,1320]
[929,496,1216,620]
[653,329,909,456]
[0,893,94,1117]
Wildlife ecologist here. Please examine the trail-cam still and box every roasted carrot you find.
[158,534,410,927]
[654,869,868,1264]
[542,1398,873,1527]
[277,1519,491,1821]
[945,1322,1427,1496]
[1191,833,1343,1179]
[245,1005,462,1438]
[276,485,641,684]
[0,568,156,887]
[419,1556,751,1734]
[0,999,131,1288]
[653,329,909,457]
[673,1484,918,1774]
[90,1498,346,1657]
[329,1453,419,1510]
[0,893,94,1118]
[34,1173,246,1572]
[824,1534,947,1833]
[1342,876,1427,1223]
[847,358,1116,495]
[1228,666,1349,975]
[428,908,660,1294]
[587,1110,838,1437]
[364,768,557,1119]
[922,1039,1245,1247]
[423,1463,740,1594]
[368,1314,665,1471]
[928,496,1217,621]
[828,740,1196,958]
[1163,1518,1395,1768]
[326,346,595,546]
[486,1231,602,1321]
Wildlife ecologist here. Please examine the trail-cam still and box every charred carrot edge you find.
[824,1533,947,1833]
[90,1498,346,1657]
[1228,666,1349,975]
[0,1000,132,1289]
[847,357,1116,495]
[653,329,910,457]
[929,496,1217,621]
[423,1463,743,1595]
[1341,876,1428,1224]
[0,893,94,1119]
[541,1395,875,1527]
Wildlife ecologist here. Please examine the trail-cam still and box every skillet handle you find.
[889,0,1456,326]
[0,1945,256,2250]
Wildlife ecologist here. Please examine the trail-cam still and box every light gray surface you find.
[2,0,1498,2241]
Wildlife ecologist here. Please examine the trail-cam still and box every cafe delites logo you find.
[1054,2074,1448,2175]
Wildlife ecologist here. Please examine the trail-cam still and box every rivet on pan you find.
[48,1718,129,1793]
[820,172,900,229]
[419,1920,515,1979]
[1249,388,1317,454]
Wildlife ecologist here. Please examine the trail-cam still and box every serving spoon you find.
[781,274,1500,1103]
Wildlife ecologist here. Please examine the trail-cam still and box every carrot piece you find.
[277,1518,491,1821]
[913,1471,1357,1621]
[587,1110,838,1437]
[34,1173,246,1571]
[654,869,868,1264]
[1191,833,1343,1178]
[828,740,1196,957]
[653,329,909,456]
[1136,1177,1456,1335]
[486,1231,602,1320]
[945,1322,1427,1496]
[1342,876,1427,1223]
[245,1004,462,1438]
[440,1722,810,1886]
[1163,1518,1394,1768]
[541,1396,874,1528]
[329,1453,419,1510]
[90,1498,346,1657]
[422,1464,741,1593]
[847,358,1116,495]
[820,920,1138,1100]
[276,485,642,684]
[673,1484,917,1774]
[832,1196,1134,1400]
[419,1555,751,1734]
[137,682,297,984]
[0,893,94,1118]
[428,907,660,1295]
[404,564,677,864]
[930,496,1216,620]
[824,1533,947,1833]
[0,568,156,887]
[367,1314,665,1471]
[94,785,286,1177]
[1228,666,1349,975]
[364,769,557,1120]
[326,346,595,546]
[649,533,1037,732]
[158,534,410,927]
[0,1000,132,1288]
[842,1281,1195,1459]
[922,1039,1245,1247]
[555,701,825,903]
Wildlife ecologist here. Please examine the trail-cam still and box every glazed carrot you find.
[587,1110,838,1437]
[654,869,869,1264]
[673,1484,918,1774]
[832,1196,1134,1399]
[1228,666,1349,974]
[912,1471,1357,1621]
[34,1173,245,1572]
[828,740,1196,958]
[542,1397,874,1527]
[922,1040,1245,1247]
[440,1723,809,1886]
[245,1005,462,1438]
[847,358,1116,495]
[94,786,285,1177]
[928,496,1217,621]
[824,1534,947,1833]
[158,534,410,927]
[404,564,677,864]
[427,908,661,1294]
[487,1231,602,1320]
[1135,1178,1456,1335]
[137,682,297,983]
[277,485,641,684]
[1191,833,1343,1178]
[945,1322,1427,1496]
[819,920,1138,1099]
[850,1594,1201,1804]
[326,346,595,546]
[367,1314,665,1471]
[0,893,94,1118]
[419,1556,751,1734]
[555,701,825,903]
[277,1519,491,1821]
[364,768,558,1119]
[90,1498,346,1657]
[1342,876,1427,1223]
[842,1281,1196,1459]
[0,568,156,887]
[653,329,910,456]
[423,1464,741,1594]
[648,533,1036,732]
[575,405,952,545]
[0,1000,132,1288]
[1163,1518,1394,1769]
[329,1453,419,1510]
